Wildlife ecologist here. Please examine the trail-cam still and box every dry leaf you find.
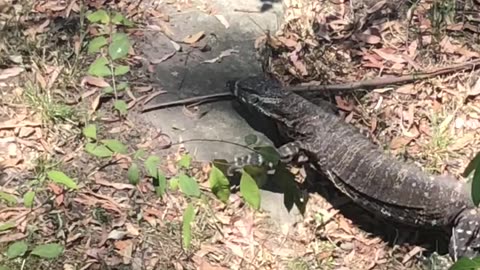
[90,93,102,114]
[203,49,239,63]
[395,84,415,95]
[277,36,297,48]
[183,31,205,44]
[125,223,140,236]
[372,49,406,63]
[151,51,176,64]
[0,67,24,80]
[0,158,22,169]
[95,179,135,190]
[170,40,181,51]
[468,77,480,97]
[390,136,413,150]
[215,14,229,28]
[82,76,110,88]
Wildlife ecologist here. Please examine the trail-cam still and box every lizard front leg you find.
[227,141,306,175]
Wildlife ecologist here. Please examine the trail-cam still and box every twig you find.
[140,59,480,112]
[287,59,480,92]
[140,92,233,112]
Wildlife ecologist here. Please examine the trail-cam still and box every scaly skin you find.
[228,75,480,261]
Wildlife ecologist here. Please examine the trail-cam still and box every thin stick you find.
[140,59,480,112]
[287,59,480,92]
[140,92,233,112]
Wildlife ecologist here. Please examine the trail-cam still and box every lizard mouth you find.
[226,80,239,95]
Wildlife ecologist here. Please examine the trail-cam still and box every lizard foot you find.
[450,208,480,261]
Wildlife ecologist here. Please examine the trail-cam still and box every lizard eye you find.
[248,95,260,104]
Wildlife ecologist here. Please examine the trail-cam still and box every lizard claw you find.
[450,208,480,261]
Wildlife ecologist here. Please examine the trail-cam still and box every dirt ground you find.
[1,0,480,269]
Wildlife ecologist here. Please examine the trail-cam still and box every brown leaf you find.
[0,158,23,169]
[90,93,102,114]
[0,232,26,243]
[372,49,406,64]
[448,133,475,151]
[0,67,24,80]
[82,76,110,88]
[151,51,176,64]
[408,40,417,58]
[390,136,413,150]
[468,77,480,97]
[183,31,205,44]
[277,36,297,48]
[395,84,415,95]
[95,178,135,190]
[215,15,229,29]
[125,223,140,236]
[18,127,35,138]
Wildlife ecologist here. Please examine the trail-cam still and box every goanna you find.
[227,75,480,261]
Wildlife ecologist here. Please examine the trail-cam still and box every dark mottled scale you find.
[277,92,473,227]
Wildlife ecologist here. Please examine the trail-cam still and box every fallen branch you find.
[141,59,480,112]
[287,59,480,92]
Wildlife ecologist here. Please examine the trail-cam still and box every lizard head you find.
[450,208,480,260]
[227,76,287,117]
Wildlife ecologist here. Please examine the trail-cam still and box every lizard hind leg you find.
[449,208,480,261]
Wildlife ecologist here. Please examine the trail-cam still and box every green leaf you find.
[101,139,128,154]
[116,82,128,90]
[254,146,281,166]
[178,174,201,198]
[114,65,130,76]
[449,257,480,270]
[244,134,258,145]
[127,163,140,185]
[82,124,97,140]
[178,154,192,169]
[0,191,17,205]
[275,164,304,213]
[108,33,130,60]
[0,266,9,270]
[31,243,64,259]
[208,165,230,203]
[85,142,113,158]
[23,191,35,208]
[144,156,161,178]
[133,149,146,159]
[169,177,179,190]
[182,203,195,250]
[155,171,167,198]
[86,10,110,24]
[0,221,16,231]
[473,165,480,206]
[243,165,268,188]
[122,17,134,27]
[47,171,78,190]
[102,82,128,95]
[111,12,125,24]
[88,36,107,54]
[240,170,261,210]
[6,241,28,259]
[88,57,111,77]
[114,100,128,115]
[463,151,480,178]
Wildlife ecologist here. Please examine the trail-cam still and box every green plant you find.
[85,9,134,116]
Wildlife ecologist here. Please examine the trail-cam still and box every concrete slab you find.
[139,0,302,225]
